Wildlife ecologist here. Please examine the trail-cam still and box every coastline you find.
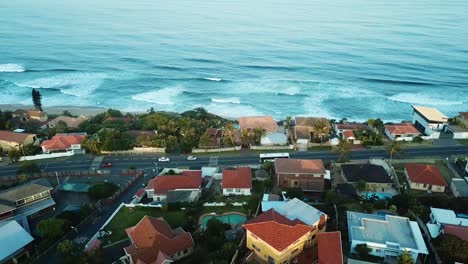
[0,104,108,116]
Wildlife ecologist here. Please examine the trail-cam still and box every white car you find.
[187,156,197,161]
[158,157,170,162]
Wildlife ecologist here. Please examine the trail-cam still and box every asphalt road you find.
[1,145,467,178]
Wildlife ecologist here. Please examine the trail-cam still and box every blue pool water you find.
[200,213,247,228]
[58,183,91,192]
[361,192,394,200]
[1,0,467,120]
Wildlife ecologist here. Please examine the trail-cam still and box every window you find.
[33,194,42,200]
[16,199,26,206]
[252,244,261,252]
[25,196,34,203]
[291,248,299,254]
[375,249,381,253]
[436,186,442,190]
[40,191,50,197]
[227,188,233,193]
[294,181,298,186]
[423,184,427,188]
[183,249,188,254]
[235,189,241,192]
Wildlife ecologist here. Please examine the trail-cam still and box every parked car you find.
[158,157,170,162]
[102,162,112,168]
[187,156,197,161]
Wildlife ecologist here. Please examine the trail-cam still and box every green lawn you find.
[456,139,468,145]
[105,206,186,242]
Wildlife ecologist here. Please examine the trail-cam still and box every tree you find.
[387,140,404,163]
[284,116,295,144]
[335,140,351,162]
[252,127,266,146]
[324,189,338,204]
[224,123,237,150]
[17,160,40,174]
[8,146,22,163]
[199,132,210,151]
[240,129,252,147]
[36,218,66,239]
[397,250,414,264]
[88,182,119,200]
[18,173,29,183]
[32,88,43,111]
[284,187,304,200]
[313,119,330,144]
[355,180,367,193]
[434,234,468,263]
[355,243,371,259]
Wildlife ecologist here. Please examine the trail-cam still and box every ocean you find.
[1,0,467,121]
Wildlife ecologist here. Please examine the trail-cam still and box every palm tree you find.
[199,132,210,152]
[284,116,295,144]
[224,123,236,150]
[241,129,252,147]
[252,127,266,146]
[387,140,404,163]
[314,119,330,144]
[335,139,351,162]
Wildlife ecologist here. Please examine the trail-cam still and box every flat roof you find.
[0,221,34,261]
[347,211,428,254]
[430,208,468,226]
[276,198,326,226]
[451,178,468,197]
[412,106,448,123]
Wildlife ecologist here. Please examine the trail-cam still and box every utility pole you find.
[55,171,60,185]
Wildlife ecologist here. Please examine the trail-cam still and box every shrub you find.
[413,136,423,143]
[88,182,119,200]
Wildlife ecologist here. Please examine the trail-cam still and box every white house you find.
[427,208,468,238]
[384,123,421,141]
[411,106,448,138]
[222,167,252,196]
[347,211,428,262]
[260,132,288,146]
[145,171,202,202]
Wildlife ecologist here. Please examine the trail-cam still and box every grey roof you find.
[451,178,468,197]
[276,198,326,226]
[0,204,15,215]
[347,211,428,253]
[0,221,34,261]
[342,164,393,183]
[0,178,52,204]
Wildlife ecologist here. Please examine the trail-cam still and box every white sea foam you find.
[204,77,222,82]
[203,103,265,118]
[17,73,106,97]
[211,97,240,104]
[132,86,184,105]
[0,63,25,72]
[282,86,300,95]
[388,93,464,106]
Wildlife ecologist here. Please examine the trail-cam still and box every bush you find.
[413,136,423,143]
[88,182,119,200]
[284,187,304,200]
[17,160,41,174]
[36,218,66,239]
[434,234,468,263]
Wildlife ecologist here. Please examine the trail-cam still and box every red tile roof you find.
[342,130,355,139]
[334,123,366,131]
[0,130,36,144]
[222,167,252,189]
[125,216,194,264]
[239,116,278,132]
[460,112,468,119]
[41,134,85,151]
[443,224,468,242]
[147,171,202,194]
[206,128,219,137]
[275,159,325,175]
[385,123,420,135]
[405,163,447,187]
[26,110,47,117]
[318,232,343,264]
[243,209,312,252]
[134,188,145,199]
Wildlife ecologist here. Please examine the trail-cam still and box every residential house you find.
[347,211,428,262]
[124,216,194,264]
[222,167,252,196]
[13,109,48,122]
[243,209,314,264]
[275,158,327,193]
[239,116,278,133]
[0,131,37,151]
[404,164,447,192]
[442,224,468,242]
[341,164,393,192]
[333,123,366,135]
[427,208,468,238]
[0,220,34,264]
[0,178,55,232]
[41,133,86,154]
[294,117,331,144]
[342,130,356,144]
[456,112,468,127]
[384,123,421,141]
[258,198,327,247]
[204,128,221,148]
[445,124,468,139]
[146,171,202,202]
[411,106,448,138]
[450,177,468,197]
[44,115,88,129]
[318,231,343,264]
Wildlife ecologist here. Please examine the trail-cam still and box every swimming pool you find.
[361,192,394,200]
[200,213,247,229]
[58,183,91,192]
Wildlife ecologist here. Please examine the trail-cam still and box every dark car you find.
[102,162,112,168]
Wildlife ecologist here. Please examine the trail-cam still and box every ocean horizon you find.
[1,0,467,121]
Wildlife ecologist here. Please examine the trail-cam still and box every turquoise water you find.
[58,183,91,192]
[1,0,468,120]
[361,192,394,200]
[200,213,247,228]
